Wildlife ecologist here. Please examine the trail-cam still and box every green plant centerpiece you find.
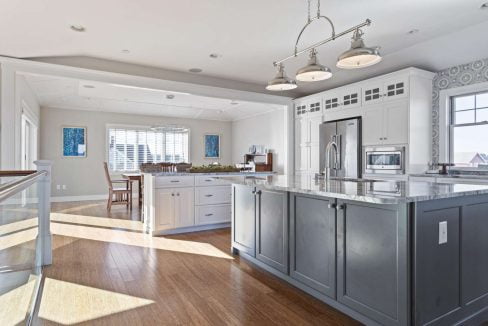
[189,164,240,173]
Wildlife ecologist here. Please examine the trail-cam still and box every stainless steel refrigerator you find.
[319,117,361,179]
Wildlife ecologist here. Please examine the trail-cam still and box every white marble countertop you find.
[220,174,488,204]
[410,173,488,180]
[143,171,275,177]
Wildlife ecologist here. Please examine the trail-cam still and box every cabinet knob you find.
[171,193,175,196]
[328,203,337,209]
[176,193,180,196]
[256,190,262,195]
[338,204,346,210]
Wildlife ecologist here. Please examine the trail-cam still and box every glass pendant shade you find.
[296,49,333,82]
[336,29,382,69]
[266,64,297,91]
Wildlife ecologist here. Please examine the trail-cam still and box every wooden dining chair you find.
[103,162,132,211]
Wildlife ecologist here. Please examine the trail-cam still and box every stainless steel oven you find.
[364,146,405,174]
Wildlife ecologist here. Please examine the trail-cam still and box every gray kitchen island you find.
[221,174,488,326]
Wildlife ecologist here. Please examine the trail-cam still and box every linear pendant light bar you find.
[266,0,382,91]
[273,19,371,66]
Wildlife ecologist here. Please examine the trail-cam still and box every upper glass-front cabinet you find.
[363,76,409,105]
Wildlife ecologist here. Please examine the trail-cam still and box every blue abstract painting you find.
[204,134,220,158]
[63,127,86,157]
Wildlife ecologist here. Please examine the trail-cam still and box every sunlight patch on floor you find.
[51,213,143,232]
[0,275,37,326]
[0,218,37,237]
[51,222,233,259]
[38,278,153,325]
[0,228,37,251]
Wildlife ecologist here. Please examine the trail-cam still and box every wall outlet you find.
[56,185,61,190]
[439,221,448,245]
[62,185,67,190]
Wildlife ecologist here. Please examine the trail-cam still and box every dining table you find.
[122,173,143,206]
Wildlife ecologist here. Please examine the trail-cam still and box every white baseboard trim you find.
[151,222,231,236]
[51,193,140,203]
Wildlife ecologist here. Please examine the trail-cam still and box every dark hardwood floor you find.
[32,200,361,325]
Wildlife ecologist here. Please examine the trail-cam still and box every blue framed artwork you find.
[204,134,220,158]
[62,126,87,157]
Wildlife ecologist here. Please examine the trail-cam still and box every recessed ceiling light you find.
[188,68,203,73]
[166,94,175,99]
[121,49,130,54]
[407,29,420,35]
[481,2,488,9]
[209,53,221,59]
[83,85,95,89]
[70,25,86,32]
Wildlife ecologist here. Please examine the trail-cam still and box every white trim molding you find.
[438,81,488,163]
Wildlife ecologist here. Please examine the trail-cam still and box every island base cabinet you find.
[232,185,256,256]
[256,189,288,274]
[336,200,409,326]
[290,194,336,298]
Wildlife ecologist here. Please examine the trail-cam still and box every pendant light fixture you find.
[296,49,332,82]
[267,0,382,91]
[336,29,381,69]
[266,63,297,91]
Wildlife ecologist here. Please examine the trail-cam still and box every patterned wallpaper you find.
[432,58,488,163]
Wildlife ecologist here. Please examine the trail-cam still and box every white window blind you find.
[108,126,189,171]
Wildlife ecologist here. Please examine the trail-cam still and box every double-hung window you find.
[450,91,488,167]
[107,125,189,171]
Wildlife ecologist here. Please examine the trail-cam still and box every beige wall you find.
[40,107,232,197]
[231,109,286,174]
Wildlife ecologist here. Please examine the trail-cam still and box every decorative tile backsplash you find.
[432,58,488,163]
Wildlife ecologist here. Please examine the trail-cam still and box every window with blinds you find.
[107,126,189,171]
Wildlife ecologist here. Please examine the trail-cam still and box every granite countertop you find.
[220,174,488,204]
[143,171,275,177]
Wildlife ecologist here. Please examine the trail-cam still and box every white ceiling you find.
[2,0,488,96]
[23,74,284,121]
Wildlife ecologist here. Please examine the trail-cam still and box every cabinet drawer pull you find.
[170,180,180,183]
[205,179,213,182]
[205,213,214,217]
[205,194,214,197]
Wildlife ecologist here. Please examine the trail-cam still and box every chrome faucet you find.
[323,138,339,180]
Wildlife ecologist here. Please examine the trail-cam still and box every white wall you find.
[40,107,232,198]
[231,109,287,174]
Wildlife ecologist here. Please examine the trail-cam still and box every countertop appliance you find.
[319,117,361,179]
[364,146,405,174]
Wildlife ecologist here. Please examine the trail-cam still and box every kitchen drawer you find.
[195,175,231,187]
[195,186,231,205]
[195,204,231,225]
[155,176,195,188]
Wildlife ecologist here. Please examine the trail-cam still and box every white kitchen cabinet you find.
[294,67,435,176]
[195,186,231,205]
[362,106,384,145]
[195,204,232,225]
[175,187,195,227]
[363,100,408,146]
[155,188,175,229]
[384,100,408,144]
[295,116,322,173]
[362,75,408,106]
[155,187,194,229]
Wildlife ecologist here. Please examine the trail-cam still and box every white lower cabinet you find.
[155,187,194,230]
[196,204,232,225]
[149,175,236,233]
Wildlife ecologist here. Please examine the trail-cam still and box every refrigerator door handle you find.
[335,134,341,170]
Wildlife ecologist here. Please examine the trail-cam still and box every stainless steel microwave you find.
[364,146,405,174]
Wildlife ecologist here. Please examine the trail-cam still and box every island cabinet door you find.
[155,188,175,230]
[232,184,256,256]
[290,194,336,298]
[336,200,409,326]
[255,189,288,274]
